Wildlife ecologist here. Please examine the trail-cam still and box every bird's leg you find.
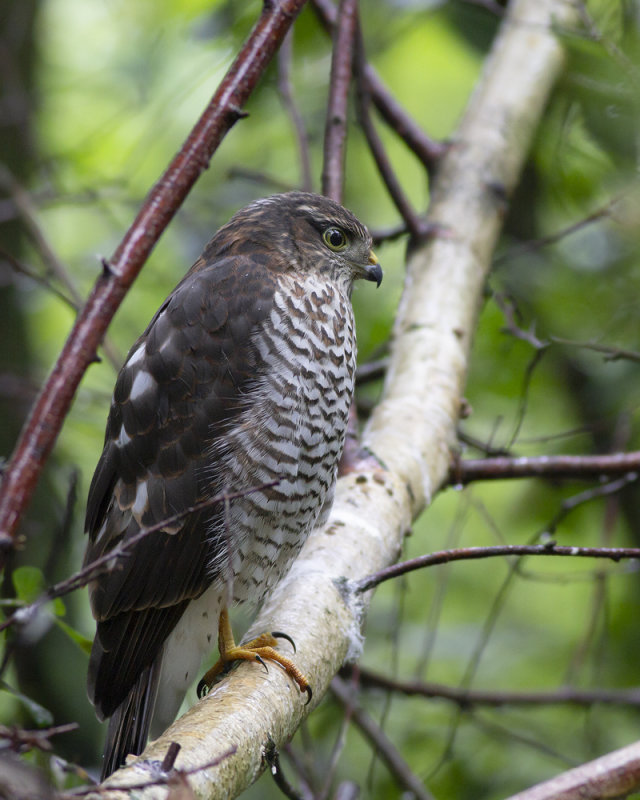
[196,608,312,703]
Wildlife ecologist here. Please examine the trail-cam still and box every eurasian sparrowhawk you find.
[84,191,382,778]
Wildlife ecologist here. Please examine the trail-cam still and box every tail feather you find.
[101,660,160,780]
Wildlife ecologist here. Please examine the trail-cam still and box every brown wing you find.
[85,254,276,718]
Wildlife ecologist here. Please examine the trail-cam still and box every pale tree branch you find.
[503,739,640,800]
[94,1,581,797]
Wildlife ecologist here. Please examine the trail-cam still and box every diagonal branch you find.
[96,2,580,798]
[0,0,308,565]
[504,740,640,800]
[311,0,446,172]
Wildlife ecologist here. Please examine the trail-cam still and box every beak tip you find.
[367,263,383,287]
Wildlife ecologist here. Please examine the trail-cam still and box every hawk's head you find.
[203,192,382,292]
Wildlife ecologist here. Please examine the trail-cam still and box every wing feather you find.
[85,254,276,714]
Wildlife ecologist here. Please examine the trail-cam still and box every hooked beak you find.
[365,250,383,288]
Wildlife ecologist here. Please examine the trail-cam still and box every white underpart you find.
[152,585,223,738]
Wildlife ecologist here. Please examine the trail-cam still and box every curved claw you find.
[255,653,270,674]
[271,631,296,653]
[304,685,313,706]
[196,678,209,699]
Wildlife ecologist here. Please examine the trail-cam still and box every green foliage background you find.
[2,1,640,797]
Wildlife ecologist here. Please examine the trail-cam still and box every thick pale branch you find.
[96,1,579,797]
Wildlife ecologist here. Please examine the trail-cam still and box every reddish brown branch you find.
[450,451,640,485]
[356,543,640,593]
[0,0,307,563]
[321,0,358,202]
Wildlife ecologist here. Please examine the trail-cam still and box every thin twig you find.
[0,246,78,311]
[62,746,238,797]
[331,677,436,800]
[321,0,358,202]
[264,739,308,800]
[353,29,427,241]
[0,0,307,564]
[369,222,409,245]
[0,166,123,371]
[0,481,279,634]
[311,0,446,172]
[344,665,640,709]
[278,30,313,192]
[494,199,615,264]
[546,474,637,534]
[227,165,294,192]
[355,357,388,385]
[0,722,79,754]
[356,542,640,594]
[450,450,640,485]
[551,336,640,364]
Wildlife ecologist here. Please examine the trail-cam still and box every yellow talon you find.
[197,608,312,704]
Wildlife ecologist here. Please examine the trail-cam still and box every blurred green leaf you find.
[12,567,46,605]
[55,618,92,657]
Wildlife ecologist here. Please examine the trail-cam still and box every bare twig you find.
[0,246,78,311]
[551,336,640,364]
[356,542,640,594]
[369,223,409,245]
[227,166,294,192]
[331,677,435,800]
[0,481,278,634]
[353,30,427,241]
[311,0,446,172]
[450,450,640,485]
[278,30,313,192]
[345,665,640,709]
[495,199,614,264]
[0,722,79,754]
[0,166,123,371]
[63,747,238,797]
[160,742,181,772]
[546,474,637,533]
[0,0,307,563]
[321,0,358,202]
[264,739,307,800]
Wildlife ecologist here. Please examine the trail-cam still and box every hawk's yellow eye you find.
[322,227,348,251]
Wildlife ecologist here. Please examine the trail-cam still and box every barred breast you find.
[208,269,357,602]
